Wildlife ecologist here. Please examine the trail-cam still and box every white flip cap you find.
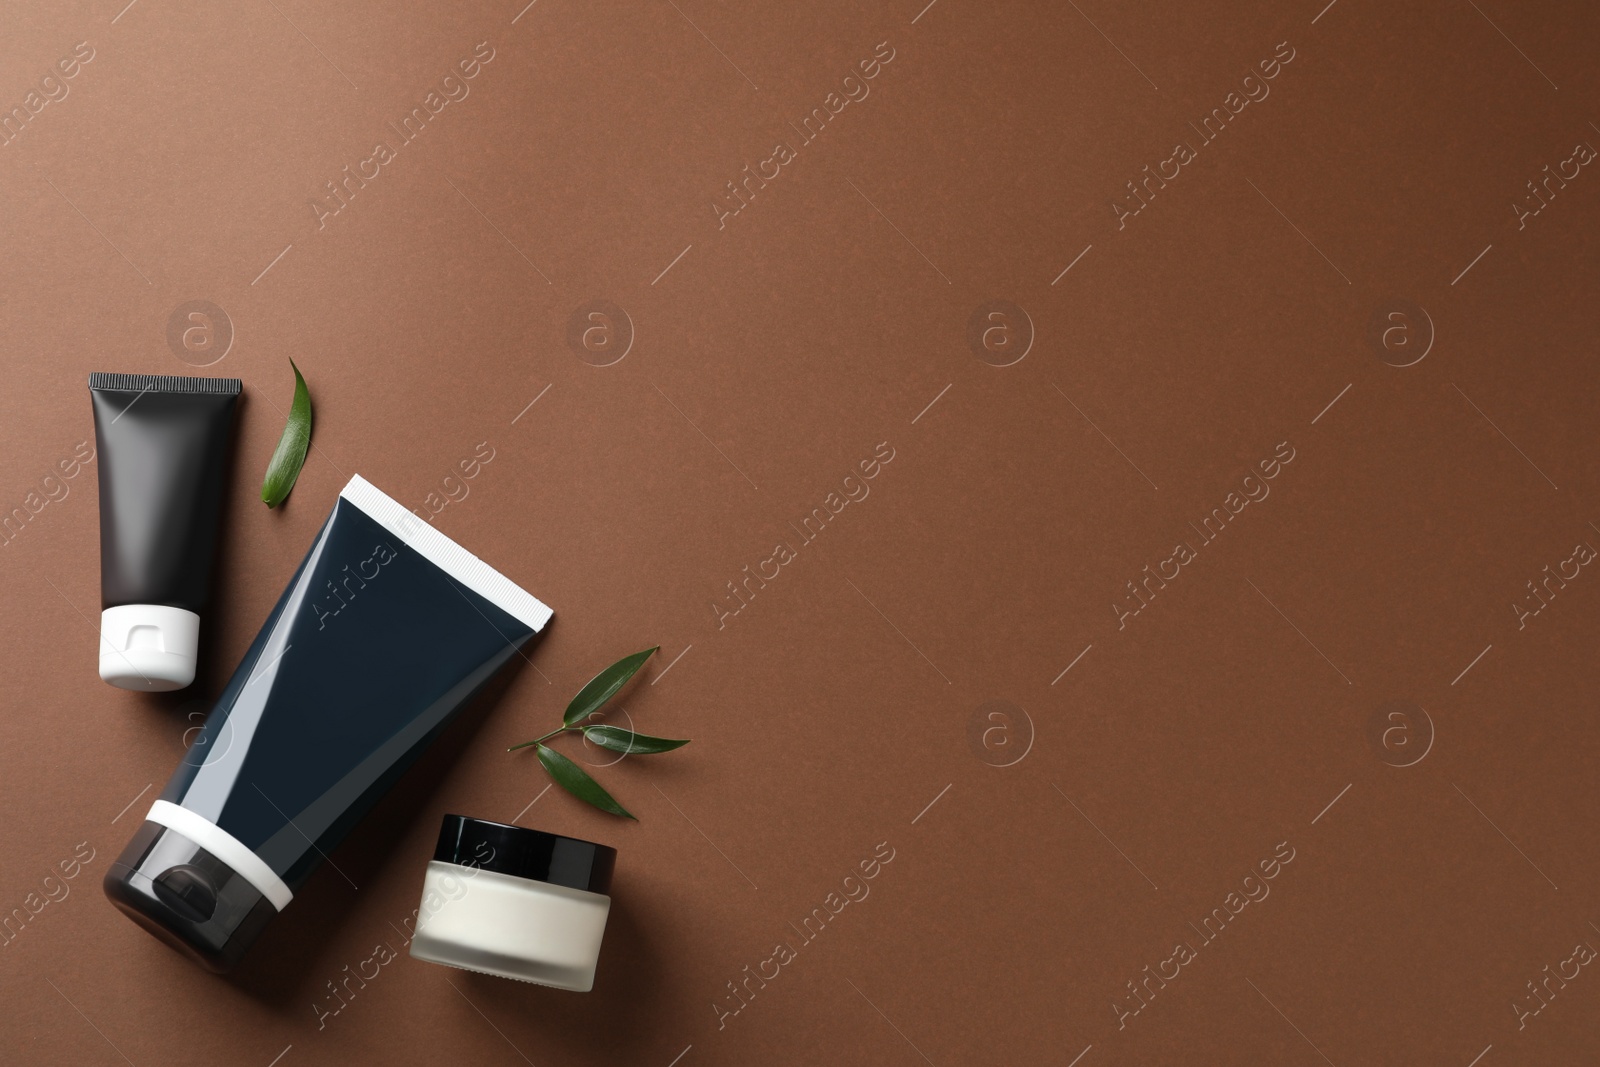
[99,604,200,691]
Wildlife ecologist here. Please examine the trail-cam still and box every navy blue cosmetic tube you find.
[103,475,551,972]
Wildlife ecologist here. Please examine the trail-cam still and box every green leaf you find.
[563,646,659,727]
[583,725,690,755]
[537,744,636,820]
[261,359,312,508]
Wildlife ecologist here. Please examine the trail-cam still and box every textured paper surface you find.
[1,1,1598,1064]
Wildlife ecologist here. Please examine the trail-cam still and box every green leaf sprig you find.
[510,647,688,820]
[262,358,312,508]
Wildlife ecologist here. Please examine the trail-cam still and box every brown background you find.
[1,0,1598,1063]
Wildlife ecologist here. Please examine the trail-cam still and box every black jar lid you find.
[433,814,616,895]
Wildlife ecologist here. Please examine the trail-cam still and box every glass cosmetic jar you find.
[409,815,616,991]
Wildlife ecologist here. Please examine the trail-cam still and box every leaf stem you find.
[508,725,578,752]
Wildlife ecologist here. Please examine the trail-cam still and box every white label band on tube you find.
[146,800,294,911]
[338,474,552,633]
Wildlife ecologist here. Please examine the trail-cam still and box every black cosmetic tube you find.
[103,475,552,972]
[89,372,241,691]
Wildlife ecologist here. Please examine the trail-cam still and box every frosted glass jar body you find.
[410,861,611,991]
